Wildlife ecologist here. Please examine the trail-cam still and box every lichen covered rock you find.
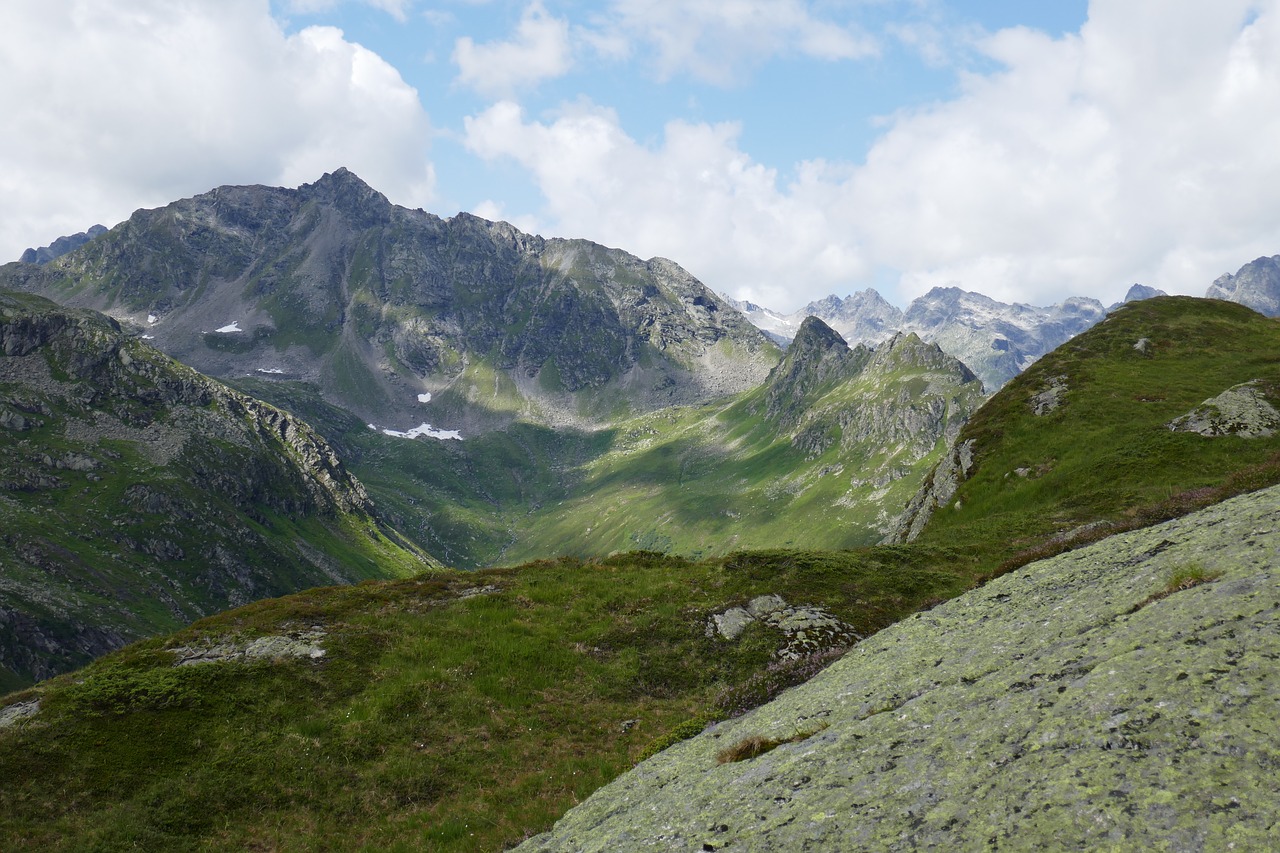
[1167,380,1280,437]
[519,485,1280,852]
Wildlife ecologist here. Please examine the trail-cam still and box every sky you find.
[3,1,1280,312]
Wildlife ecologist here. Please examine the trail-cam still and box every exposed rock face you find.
[1,169,778,430]
[760,316,869,426]
[883,437,975,543]
[1205,254,1280,316]
[0,292,427,683]
[755,322,983,510]
[1167,380,1280,437]
[518,484,1280,852]
[1108,283,1167,310]
[832,332,979,463]
[169,627,327,666]
[900,288,1106,392]
[799,289,905,343]
[1030,374,1069,416]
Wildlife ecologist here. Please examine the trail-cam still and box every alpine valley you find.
[3,170,1280,851]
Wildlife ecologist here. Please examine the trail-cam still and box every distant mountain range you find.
[2,168,776,434]
[725,257,1280,391]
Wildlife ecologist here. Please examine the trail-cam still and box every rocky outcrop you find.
[883,437,975,543]
[1205,254,1280,316]
[760,316,869,425]
[1167,380,1280,437]
[1029,374,1069,415]
[706,595,861,662]
[168,627,327,666]
[519,484,1280,852]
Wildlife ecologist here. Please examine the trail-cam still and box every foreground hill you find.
[0,546,969,851]
[890,296,1280,559]
[518,482,1280,851]
[0,168,778,432]
[0,293,430,687]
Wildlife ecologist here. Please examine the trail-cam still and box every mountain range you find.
[0,171,985,578]
[724,261,1280,393]
[3,168,777,434]
[725,284,1162,392]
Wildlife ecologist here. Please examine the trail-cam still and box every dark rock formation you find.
[18,225,108,265]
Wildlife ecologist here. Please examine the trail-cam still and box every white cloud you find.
[452,2,572,96]
[464,100,869,309]
[851,0,1280,305]
[284,0,413,22]
[466,0,1280,311]
[596,0,879,84]
[0,0,434,259]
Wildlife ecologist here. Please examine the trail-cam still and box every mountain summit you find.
[1,169,778,431]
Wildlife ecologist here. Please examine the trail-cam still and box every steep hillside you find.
[0,169,778,431]
[0,292,430,687]
[889,296,1280,560]
[0,545,970,852]
[518,483,1280,852]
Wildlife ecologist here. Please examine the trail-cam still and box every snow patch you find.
[141,334,155,340]
[417,392,432,403]
[256,367,285,375]
[215,321,242,333]
[147,314,158,325]
[379,422,463,441]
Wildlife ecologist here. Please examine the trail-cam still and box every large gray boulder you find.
[519,484,1280,852]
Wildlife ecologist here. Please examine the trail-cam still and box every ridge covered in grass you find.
[910,297,1280,562]
[0,546,965,851]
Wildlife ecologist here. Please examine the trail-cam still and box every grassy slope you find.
[0,547,964,852]
[916,296,1280,565]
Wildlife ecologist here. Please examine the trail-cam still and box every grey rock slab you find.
[0,699,40,729]
[519,484,1280,852]
[170,628,326,666]
[1167,380,1280,437]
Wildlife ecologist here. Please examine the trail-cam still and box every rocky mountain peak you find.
[1123,283,1165,303]
[762,316,868,422]
[18,224,108,265]
[870,331,978,382]
[1205,254,1280,316]
[298,166,394,227]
